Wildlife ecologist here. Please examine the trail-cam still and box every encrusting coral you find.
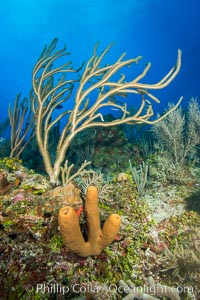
[119,276,180,300]
[45,182,83,208]
[58,185,121,257]
[0,171,12,195]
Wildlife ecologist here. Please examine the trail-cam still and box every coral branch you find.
[119,277,180,300]
[8,94,35,158]
[30,39,182,184]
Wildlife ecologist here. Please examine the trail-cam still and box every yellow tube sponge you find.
[58,185,121,257]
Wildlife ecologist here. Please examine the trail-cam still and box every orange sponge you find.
[58,185,121,257]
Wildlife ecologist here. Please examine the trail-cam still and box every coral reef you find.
[0,125,200,300]
[0,162,199,299]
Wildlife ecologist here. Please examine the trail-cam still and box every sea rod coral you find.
[29,39,182,184]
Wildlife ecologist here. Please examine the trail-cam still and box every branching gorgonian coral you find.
[30,39,182,184]
[152,97,200,183]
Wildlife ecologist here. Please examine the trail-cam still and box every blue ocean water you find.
[0,0,199,127]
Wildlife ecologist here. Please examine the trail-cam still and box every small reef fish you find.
[56,104,63,109]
